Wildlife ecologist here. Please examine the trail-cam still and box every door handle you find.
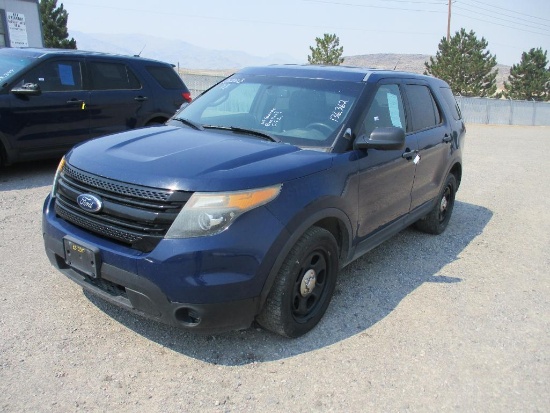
[66,99,85,105]
[443,134,452,143]
[134,96,149,102]
[402,149,417,160]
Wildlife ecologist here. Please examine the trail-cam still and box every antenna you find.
[135,44,146,57]
[393,58,400,70]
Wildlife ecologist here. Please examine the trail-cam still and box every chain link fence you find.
[181,74,227,99]
[456,96,550,126]
[180,73,550,126]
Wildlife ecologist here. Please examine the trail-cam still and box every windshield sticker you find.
[261,108,283,128]
[387,93,403,128]
[220,77,245,90]
[329,100,349,122]
[0,69,15,82]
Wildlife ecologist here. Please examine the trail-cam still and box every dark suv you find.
[0,48,191,166]
[42,65,465,337]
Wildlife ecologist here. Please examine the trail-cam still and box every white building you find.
[0,0,43,47]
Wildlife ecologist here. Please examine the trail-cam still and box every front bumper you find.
[42,195,287,333]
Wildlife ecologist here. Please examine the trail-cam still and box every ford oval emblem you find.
[77,194,103,213]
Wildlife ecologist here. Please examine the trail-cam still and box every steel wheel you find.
[438,184,451,223]
[415,173,457,235]
[257,227,339,338]
[291,248,329,323]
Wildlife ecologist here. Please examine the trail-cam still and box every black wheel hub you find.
[439,185,451,223]
[292,250,328,321]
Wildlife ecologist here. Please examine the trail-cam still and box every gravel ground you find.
[0,124,549,412]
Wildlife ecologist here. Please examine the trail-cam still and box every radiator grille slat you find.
[55,164,191,252]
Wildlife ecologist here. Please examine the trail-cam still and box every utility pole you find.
[447,0,452,41]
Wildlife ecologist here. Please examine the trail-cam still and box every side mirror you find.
[11,83,42,96]
[354,127,405,150]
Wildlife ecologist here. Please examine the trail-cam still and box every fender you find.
[257,204,354,310]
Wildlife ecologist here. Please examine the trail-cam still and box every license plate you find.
[63,237,101,278]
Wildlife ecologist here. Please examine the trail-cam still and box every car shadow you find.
[84,200,492,366]
[0,159,59,191]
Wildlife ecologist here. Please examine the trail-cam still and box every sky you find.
[60,0,550,66]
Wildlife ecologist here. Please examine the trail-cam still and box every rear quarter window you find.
[439,87,462,120]
[146,65,185,89]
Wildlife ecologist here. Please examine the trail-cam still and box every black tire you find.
[145,120,166,127]
[257,227,339,338]
[0,143,6,168]
[415,173,457,235]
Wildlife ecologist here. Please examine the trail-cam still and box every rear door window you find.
[405,84,442,131]
[88,61,141,90]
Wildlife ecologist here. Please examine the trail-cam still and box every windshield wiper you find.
[202,125,281,143]
[172,117,204,131]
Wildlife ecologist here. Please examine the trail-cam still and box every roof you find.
[0,47,171,65]
[238,64,445,85]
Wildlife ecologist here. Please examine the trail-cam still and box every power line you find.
[66,1,441,36]
[304,0,447,5]
[454,11,550,38]
[460,0,550,23]
[456,3,550,30]
[302,0,446,14]
[304,0,550,41]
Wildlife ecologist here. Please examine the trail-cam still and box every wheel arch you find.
[144,116,168,127]
[258,207,353,310]
[449,161,462,190]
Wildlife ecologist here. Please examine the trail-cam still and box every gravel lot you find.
[1,124,549,412]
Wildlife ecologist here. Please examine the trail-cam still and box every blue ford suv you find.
[42,65,465,337]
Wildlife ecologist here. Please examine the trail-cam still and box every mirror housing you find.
[354,127,405,150]
[12,83,42,96]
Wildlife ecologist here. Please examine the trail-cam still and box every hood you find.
[66,126,334,191]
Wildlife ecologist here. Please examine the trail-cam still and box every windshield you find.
[174,73,364,149]
[0,50,38,87]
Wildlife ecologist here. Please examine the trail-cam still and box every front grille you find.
[63,166,172,201]
[55,163,192,252]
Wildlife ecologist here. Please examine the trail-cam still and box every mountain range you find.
[72,31,299,70]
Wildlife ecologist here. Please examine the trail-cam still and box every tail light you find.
[182,92,192,103]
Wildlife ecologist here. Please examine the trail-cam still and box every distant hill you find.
[344,54,510,90]
[344,53,429,72]
[72,33,510,88]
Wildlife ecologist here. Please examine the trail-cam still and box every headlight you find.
[165,185,281,238]
[51,156,66,198]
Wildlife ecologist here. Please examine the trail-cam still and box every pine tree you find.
[40,0,77,49]
[425,28,497,97]
[308,33,344,66]
[503,48,550,101]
